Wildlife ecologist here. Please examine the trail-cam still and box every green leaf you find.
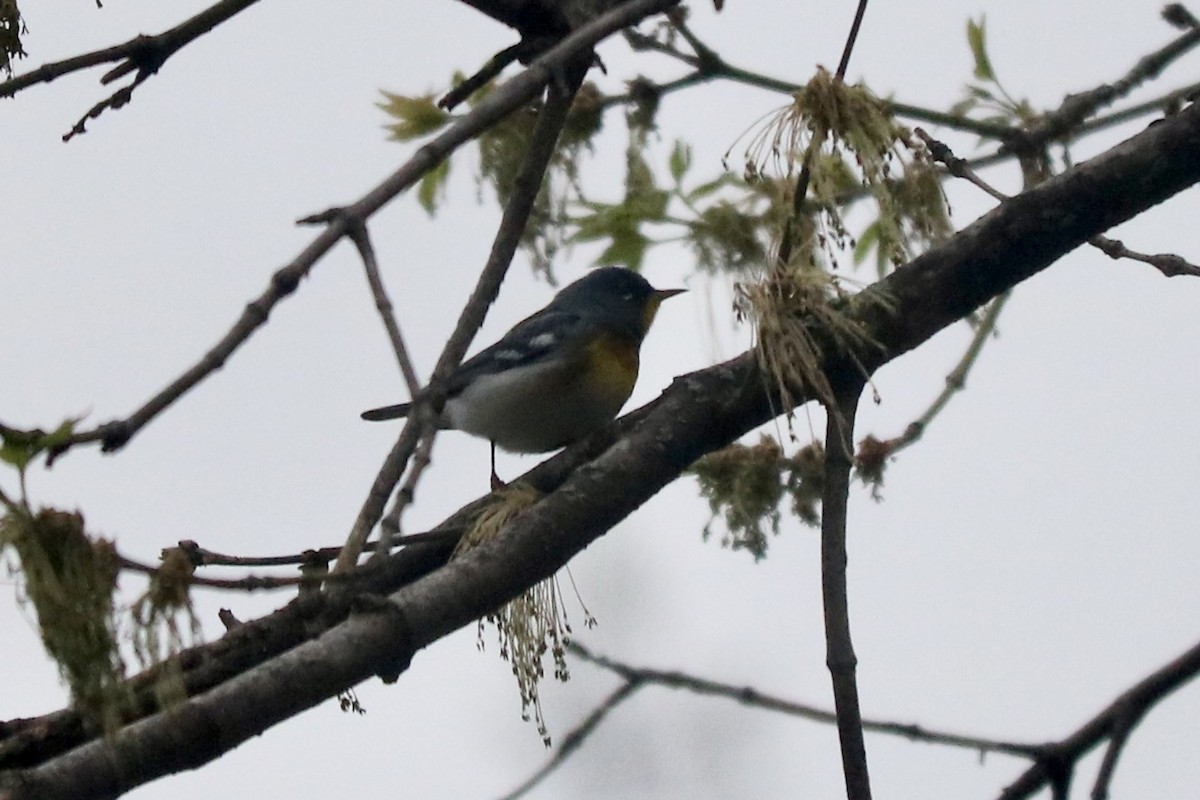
[0,439,33,470]
[966,85,996,102]
[568,205,620,244]
[417,158,451,216]
[947,98,977,117]
[40,420,76,451]
[967,17,995,82]
[0,419,77,471]
[853,220,880,266]
[378,91,452,142]
[668,140,692,184]
[623,189,670,222]
[597,228,649,270]
[625,148,657,196]
[685,173,737,203]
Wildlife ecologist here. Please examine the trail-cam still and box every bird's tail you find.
[361,402,412,421]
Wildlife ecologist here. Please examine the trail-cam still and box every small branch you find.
[118,553,310,591]
[1164,3,1200,31]
[1076,78,1200,136]
[623,25,1017,140]
[569,643,1040,758]
[834,0,870,80]
[1002,17,1200,154]
[916,127,1009,201]
[777,0,870,269]
[880,290,1011,456]
[498,679,645,800]
[440,41,527,111]
[921,128,1200,280]
[168,529,464,569]
[1090,703,1137,800]
[998,637,1200,800]
[1,0,264,139]
[377,429,437,551]
[298,209,422,395]
[1089,234,1200,277]
[821,387,872,800]
[61,65,154,143]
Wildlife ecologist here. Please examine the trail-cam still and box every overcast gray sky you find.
[4,1,1199,798]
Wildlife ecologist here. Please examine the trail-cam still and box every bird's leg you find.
[489,441,506,490]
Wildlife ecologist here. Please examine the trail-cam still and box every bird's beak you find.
[643,287,686,330]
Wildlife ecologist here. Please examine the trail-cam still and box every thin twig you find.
[498,679,645,800]
[377,429,436,548]
[777,1,872,270]
[569,643,1040,757]
[916,127,1009,201]
[834,0,870,80]
[882,290,1011,455]
[297,208,423,394]
[296,209,425,562]
[1,0,263,99]
[3,0,264,141]
[116,526,465,593]
[354,217,422,394]
[622,26,1017,140]
[1001,19,1200,155]
[1090,235,1200,277]
[1075,79,1200,136]
[440,42,526,111]
[821,387,872,800]
[998,637,1200,800]
[171,528,464,569]
[1090,704,1138,800]
[920,128,1200,279]
[118,553,319,591]
[45,0,680,467]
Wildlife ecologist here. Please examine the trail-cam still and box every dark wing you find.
[443,308,589,396]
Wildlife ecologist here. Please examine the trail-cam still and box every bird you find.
[362,267,684,487]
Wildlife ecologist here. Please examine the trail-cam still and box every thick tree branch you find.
[4,95,1200,800]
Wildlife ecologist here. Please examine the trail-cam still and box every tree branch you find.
[499,672,645,800]
[997,637,1200,800]
[569,643,1040,756]
[1,0,264,139]
[821,388,872,800]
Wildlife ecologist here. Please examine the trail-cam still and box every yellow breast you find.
[583,331,640,410]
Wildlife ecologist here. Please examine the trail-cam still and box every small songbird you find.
[362,267,684,485]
